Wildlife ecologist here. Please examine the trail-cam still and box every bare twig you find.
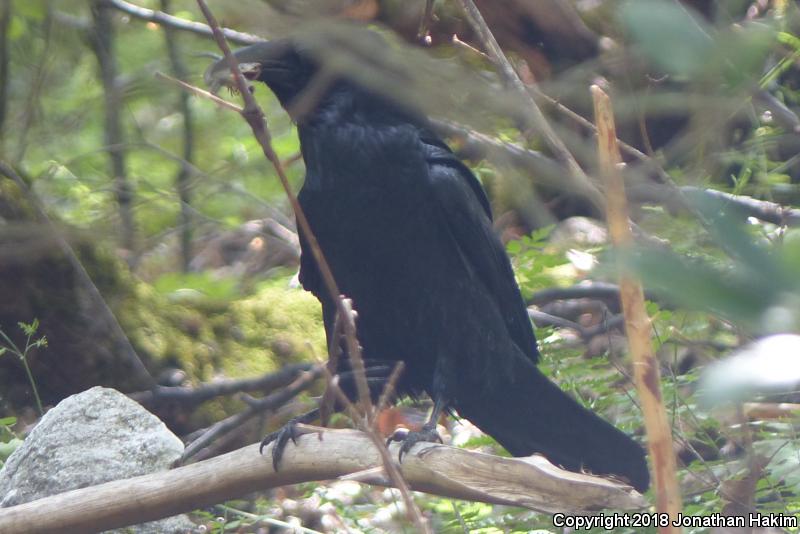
[431,118,564,182]
[530,281,628,306]
[179,365,323,463]
[592,85,681,529]
[527,309,625,341]
[311,353,430,532]
[417,0,435,41]
[456,0,604,209]
[104,0,261,45]
[627,183,800,227]
[192,3,426,529]
[129,363,312,408]
[193,1,371,414]
[154,71,241,112]
[530,87,672,182]
[375,362,405,417]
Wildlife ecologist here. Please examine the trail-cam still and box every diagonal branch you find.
[456,0,604,209]
[179,365,323,463]
[105,0,261,45]
[192,2,427,530]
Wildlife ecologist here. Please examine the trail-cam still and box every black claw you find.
[260,418,302,471]
[386,424,442,463]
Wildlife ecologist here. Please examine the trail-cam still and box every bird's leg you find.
[386,395,446,462]
[260,408,320,470]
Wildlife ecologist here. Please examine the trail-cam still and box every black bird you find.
[205,34,650,492]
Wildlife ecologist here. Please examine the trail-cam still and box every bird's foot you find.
[260,418,313,470]
[386,423,443,462]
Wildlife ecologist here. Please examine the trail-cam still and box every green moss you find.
[117,274,324,381]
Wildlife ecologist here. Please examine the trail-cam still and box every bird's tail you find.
[454,359,650,492]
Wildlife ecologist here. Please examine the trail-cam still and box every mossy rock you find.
[0,228,324,424]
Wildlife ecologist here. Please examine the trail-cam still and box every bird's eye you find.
[241,64,261,81]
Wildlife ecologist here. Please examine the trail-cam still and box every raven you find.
[205,35,650,492]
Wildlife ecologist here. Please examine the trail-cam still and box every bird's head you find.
[204,39,317,108]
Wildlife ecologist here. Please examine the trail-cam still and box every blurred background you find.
[1,0,800,531]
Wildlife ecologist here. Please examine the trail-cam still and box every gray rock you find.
[0,386,196,533]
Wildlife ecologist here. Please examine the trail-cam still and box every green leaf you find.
[0,438,23,462]
[618,247,772,327]
[17,319,38,337]
[619,0,714,77]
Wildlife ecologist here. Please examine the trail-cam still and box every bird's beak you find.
[203,41,292,94]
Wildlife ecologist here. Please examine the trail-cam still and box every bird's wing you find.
[296,208,322,297]
[423,141,540,364]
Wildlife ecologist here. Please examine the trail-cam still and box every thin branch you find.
[192,2,371,417]
[417,0,435,41]
[527,309,625,341]
[179,365,323,463]
[154,72,241,112]
[317,358,430,532]
[529,87,672,182]
[104,0,261,45]
[456,0,604,209]
[431,118,564,183]
[627,183,800,227]
[129,363,312,408]
[375,362,404,418]
[753,89,800,134]
[530,281,628,305]
[188,9,428,527]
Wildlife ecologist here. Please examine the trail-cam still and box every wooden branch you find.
[104,0,261,45]
[129,363,312,408]
[591,85,682,531]
[192,3,424,527]
[627,183,800,227]
[528,309,625,340]
[108,1,800,231]
[0,428,647,534]
[178,365,322,463]
[457,0,604,209]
